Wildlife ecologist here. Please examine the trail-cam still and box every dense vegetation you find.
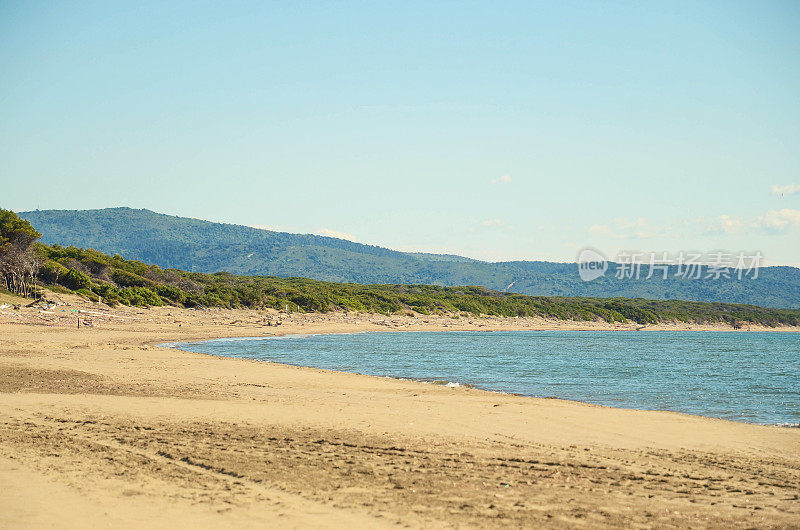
[20,207,800,308]
[29,244,800,326]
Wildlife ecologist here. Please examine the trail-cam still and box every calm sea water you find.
[170,330,800,426]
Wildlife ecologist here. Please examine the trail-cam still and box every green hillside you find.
[19,207,800,308]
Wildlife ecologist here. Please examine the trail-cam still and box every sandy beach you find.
[1,292,799,528]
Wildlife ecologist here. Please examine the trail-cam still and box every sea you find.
[167,330,800,426]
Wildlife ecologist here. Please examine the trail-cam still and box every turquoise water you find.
[170,330,800,426]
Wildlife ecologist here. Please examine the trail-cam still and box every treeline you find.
[29,245,800,327]
[20,207,800,308]
[3,209,800,327]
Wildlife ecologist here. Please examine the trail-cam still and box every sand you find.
[1,292,799,528]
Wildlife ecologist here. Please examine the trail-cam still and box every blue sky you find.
[2,1,799,265]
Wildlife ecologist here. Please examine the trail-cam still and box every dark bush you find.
[60,269,92,290]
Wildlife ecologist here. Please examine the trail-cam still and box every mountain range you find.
[19,207,800,308]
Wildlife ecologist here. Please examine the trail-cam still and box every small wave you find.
[184,331,372,345]
[427,379,475,389]
[210,335,312,343]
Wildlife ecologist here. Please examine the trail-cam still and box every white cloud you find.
[697,210,800,235]
[589,209,800,243]
[491,174,512,184]
[716,214,742,234]
[318,228,357,241]
[698,214,744,235]
[771,183,800,196]
[757,209,800,232]
[588,224,615,237]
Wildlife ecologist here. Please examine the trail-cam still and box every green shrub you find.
[60,269,92,290]
[74,288,99,302]
[38,260,69,284]
[119,287,163,307]
[111,269,155,288]
[154,284,186,304]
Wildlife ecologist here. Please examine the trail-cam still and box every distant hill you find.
[20,207,800,308]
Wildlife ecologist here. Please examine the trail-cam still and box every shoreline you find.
[2,293,800,527]
[164,330,799,429]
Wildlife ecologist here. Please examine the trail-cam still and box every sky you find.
[2,1,799,265]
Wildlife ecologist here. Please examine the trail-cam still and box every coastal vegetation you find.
[2,209,799,327]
